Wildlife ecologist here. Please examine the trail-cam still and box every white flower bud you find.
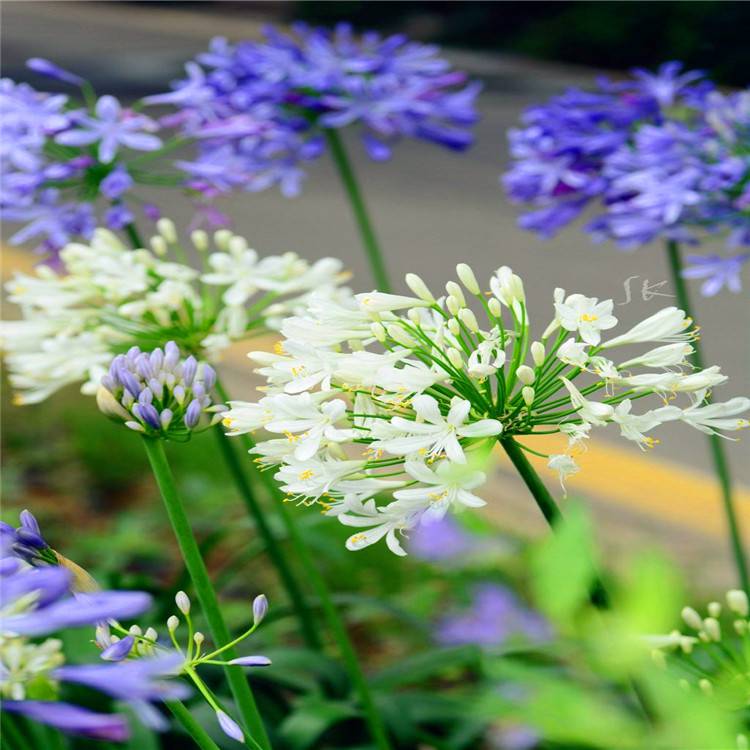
[459,308,479,332]
[456,263,480,295]
[679,636,696,654]
[516,365,535,385]
[407,308,422,325]
[386,324,417,348]
[445,281,465,308]
[542,318,560,340]
[156,218,177,244]
[128,624,143,637]
[446,348,464,369]
[190,229,209,252]
[446,295,461,316]
[405,273,434,302]
[681,606,704,631]
[176,591,191,615]
[194,632,205,648]
[144,627,158,642]
[698,678,713,695]
[447,318,461,335]
[228,235,248,254]
[735,619,748,635]
[167,615,179,631]
[727,589,749,617]
[96,386,130,420]
[150,235,168,257]
[707,602,721,618]
[253,594,268,625]
[214,229,233,251]
[530,341,545,367]
[522,386,535,406]
[703,617,721,642]
[370,322,386,342]
[488,298,502,317]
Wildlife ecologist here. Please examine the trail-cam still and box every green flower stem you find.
[141,437,271,750]
[166,700,223,750]
[229,427,393,750]
[665,239,749,595]
[213,386,323,650]
[325,129,392,292]
[123,221,144,250]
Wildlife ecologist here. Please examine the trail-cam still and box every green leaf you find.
[371,645,481,689]
[278,696,359,750]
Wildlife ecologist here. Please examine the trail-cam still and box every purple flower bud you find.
[201,364,217,390]
[135,355,154,381]
[192,383,205,400]
[100,167,133,200]
[104,205,134,231]
[228,655,271,667]
[117,367,141,399]
[216,710,244,743]
[19,510,41,536]
[143,203,161,222]
[27,57,84,86]
[252,594,268,625]
[138,388,153,406]
[149,348,164,371]
[134,403,161,430]
[181,356,197,385]
[160,409,173,430]
[148,378,164,400]
[164,341,180,369]
[100,635,135,662]
[184,399,202,428]
[15,528,46,549]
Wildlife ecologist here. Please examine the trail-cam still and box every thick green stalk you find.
[141,438,271,750]
[211,424,323,649]
[231,430,392,750]
[324,129,392,292]
[123,221,144,250]
[166,700,222,750]
[665,240,749,595]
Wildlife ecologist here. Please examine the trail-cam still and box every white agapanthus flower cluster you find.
[1,220,348,404]
[223,264,749,555]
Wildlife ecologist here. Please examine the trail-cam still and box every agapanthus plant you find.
[503,62,750,294]
[1,220,347,404]
[222,263,749,554]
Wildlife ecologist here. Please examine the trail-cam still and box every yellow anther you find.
[298,469,314,480]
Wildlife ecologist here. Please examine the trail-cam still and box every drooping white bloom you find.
[554,293,618,346]
[547,454,579,494]
[665,394,750,437]
[601,307,694,348]
[610,400,670,449]
[561,378,614,425]
[372,395,502,463]
[617,342,693,370]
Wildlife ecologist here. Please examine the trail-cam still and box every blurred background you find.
[2,0,749,599]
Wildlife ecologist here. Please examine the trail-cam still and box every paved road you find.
[3,2,749,586]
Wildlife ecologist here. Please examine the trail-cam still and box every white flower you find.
[221,400,274,436]
[372,395,502,463]
[561,378,614,425]
[617,342,693,370]
[355,291,431,313]
[554,293,617,346]
[467,339,506,379]
[281,293,373,346]
[490,266,525,310]
[601,307,694,348]
[250,341,341,394]
[262,393,353,460]
[375,362,448,393]
[547,454,579,494]
[332,351,406,388]
[610,400,669,449]
[560,421,592,448]
[275,457,366,502]
[557,339,589,368]
[670,395,750,437]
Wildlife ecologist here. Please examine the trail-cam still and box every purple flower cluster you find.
[0,508,52,564]
[98,341,220,438]
[503,62,750,295]
[1,62,163,257]
[151,23,480,197]
[436,583,550,649]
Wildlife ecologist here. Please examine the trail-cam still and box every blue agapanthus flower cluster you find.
[151,23,480,198]
[503,62,750,295]
[0,62,165,257]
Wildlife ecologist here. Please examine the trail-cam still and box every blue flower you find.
[682,252,750,296]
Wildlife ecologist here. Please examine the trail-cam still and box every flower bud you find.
[194,632,205,648]
[216,710,244,743]
[386,324,417,348]
[214,229,233,251]
[228,235,248,254]
[405,273,434,302]
[407,308,422,325]
[446,348,464,369]
[458,308,479,332]
[727,589,749,617]
[190,229,209,252]
[128,624,143,637]
[681,606,703,630]
[167,615,179,631]
[456,263,480,295]
[447,318,461,335]
[175,591,191,615]
[516,365,535,385]
[530,341,545,367]
[445,281,465,307]
[707,602,721,618]
[253,594,268,625]
[156,218,177,244]
[96,386,130,420]
[487,298,502,317]
[703,617,721,642]
[446,295,461,316]
[522,386,535,406]
[370,322,386,342]
[698,679,713,695]
[144,627,158,641]
[149,235,167,256]
[734,619,748,635]
[101,635,134,662]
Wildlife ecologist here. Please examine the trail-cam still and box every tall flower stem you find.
[141,437,271,750]
[211,424,323,650]
[665,240,749,595]
[222,424,392,750]
[325,129,392,292]
[167,700,223,750]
